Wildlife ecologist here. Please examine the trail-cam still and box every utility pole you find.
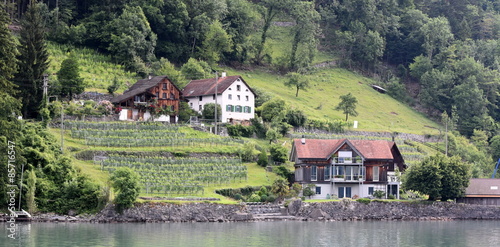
[214,71,218,135]
[43,74,48,102]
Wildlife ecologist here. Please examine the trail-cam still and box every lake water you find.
[2,220,500,247]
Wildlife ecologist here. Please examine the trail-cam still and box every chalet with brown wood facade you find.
[111,75,182,123]
[290,138,406,199]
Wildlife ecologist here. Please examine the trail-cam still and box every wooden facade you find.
[291,138,406,199]
[457,179,500,205]
[111,76,182,122]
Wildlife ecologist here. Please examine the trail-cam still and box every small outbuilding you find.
[457,178,500,205]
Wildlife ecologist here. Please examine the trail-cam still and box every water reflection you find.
[2,221,500,247]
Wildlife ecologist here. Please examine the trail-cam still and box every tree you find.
[108,6,157,75]
[490,135,500,161]
[181,58,210,80]
[257,150,268,167]
[198,20,232,66]
[14,2,50,119]
[110,167,141,212]
[266,128,280,144]
[421,16,454,60]
[0,4,19,95]
[26,169,37,214]
[152,58,186,88]
[201,103,221,120]
[271,177,290,202]
[288,1,320,70]
[335,93,358,121]
[58,55,85,100]
[107,77,121,96]
[403,154,471,201]
[284,72,309,97]
[259,98,287,122]
[269,144,288,163]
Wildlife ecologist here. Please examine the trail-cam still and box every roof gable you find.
[182,75,255,97]
[293,138,395,160]
[111,75,181,104]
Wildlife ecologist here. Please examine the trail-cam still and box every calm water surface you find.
[2,221,500,247]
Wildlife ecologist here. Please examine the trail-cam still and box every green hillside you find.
[47,42,440,135]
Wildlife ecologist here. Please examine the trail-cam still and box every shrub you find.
[257,150,268,167]
[248,193,261,202]
[357,198,371,205]
[227,124,254,137]
[110,167,141,212]
[269,144,288,163]
[373,190,385,199]
[388,194,396,200]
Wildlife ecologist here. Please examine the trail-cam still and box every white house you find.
[182,73,256,123]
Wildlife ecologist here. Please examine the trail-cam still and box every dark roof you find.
[464,179,500,197]
[292,139,396,160]
[182,75,255,97]
[111,76,181,104]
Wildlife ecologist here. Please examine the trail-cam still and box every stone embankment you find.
[7,200,500,223]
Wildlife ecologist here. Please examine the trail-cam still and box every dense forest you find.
[2,0,500,211]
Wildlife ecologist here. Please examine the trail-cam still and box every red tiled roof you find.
[293,139,345,160]
[182,75,255,97]
[464,179,500,196]
[349,140,395,159]
[293,139,395,160]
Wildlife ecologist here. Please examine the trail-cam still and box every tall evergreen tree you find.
[14,2,50,119]
[58,55,85,100]
[0,3,18,95]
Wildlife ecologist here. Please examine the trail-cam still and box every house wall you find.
[185,77,255,123]
[119,109,128,120]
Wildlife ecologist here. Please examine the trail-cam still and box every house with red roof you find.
[290,138,406,199]
[182,73,255,123]
[111,75,182,122]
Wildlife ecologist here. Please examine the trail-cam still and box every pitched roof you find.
[292,138,396,160]
[464,179,500,197]
[111,75,181,104]
[182,75,254,97]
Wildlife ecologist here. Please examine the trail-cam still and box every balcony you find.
[332,175,364,182]
[332,157,363,164]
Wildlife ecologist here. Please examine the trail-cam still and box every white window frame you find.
[373,167,379,182]
[311,166,317,181]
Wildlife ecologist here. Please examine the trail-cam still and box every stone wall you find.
[288,199,500,220]
[87,200,500,223]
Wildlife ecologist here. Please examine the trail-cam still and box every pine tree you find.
[0,3,18,94]
[14,2,50,119]
[58,55,85,100]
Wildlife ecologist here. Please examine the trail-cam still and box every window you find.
[368,187,374,195]
[315,187,321,195]
[162,93,167,99]
[243,106,252,113]
[155,92,159,98]
[311,166,317,181]
[226,105,233,112]
[190,103,193,107]
[335,166,345,176]
[237,95,241,101]
[163,83,167,90]
[213,94,216,100]
[199,105,202,111]
[373,167,379,181]
[324,166,330,181]
[235,105,242,112]
[228,94,232,100]
[237,85,241,91]
[246,95,249,101]
[338,187,352,198]
[199,96,203,101]
[170,105,174,111]
[170,93,175,100]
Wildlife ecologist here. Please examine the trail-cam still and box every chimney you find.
[221,72,227,78]
[301,135,306,145]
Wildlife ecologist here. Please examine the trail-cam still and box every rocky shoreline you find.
[3,200,500,223]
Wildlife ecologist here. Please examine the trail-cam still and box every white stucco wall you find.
[186,77,255,123]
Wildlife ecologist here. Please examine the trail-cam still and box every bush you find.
[110,167,141,212]
[227,124,254,137]
[373,190,385,199]
[238,142,258,162]
[270,144,288,163]
[248,193,261,202]
[388,194,396,200]
[357,198,371,205]
[266,195,276,203]
[286,108,307,127]
[257,150,268,167]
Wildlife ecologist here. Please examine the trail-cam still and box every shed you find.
[457,178,500,205]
